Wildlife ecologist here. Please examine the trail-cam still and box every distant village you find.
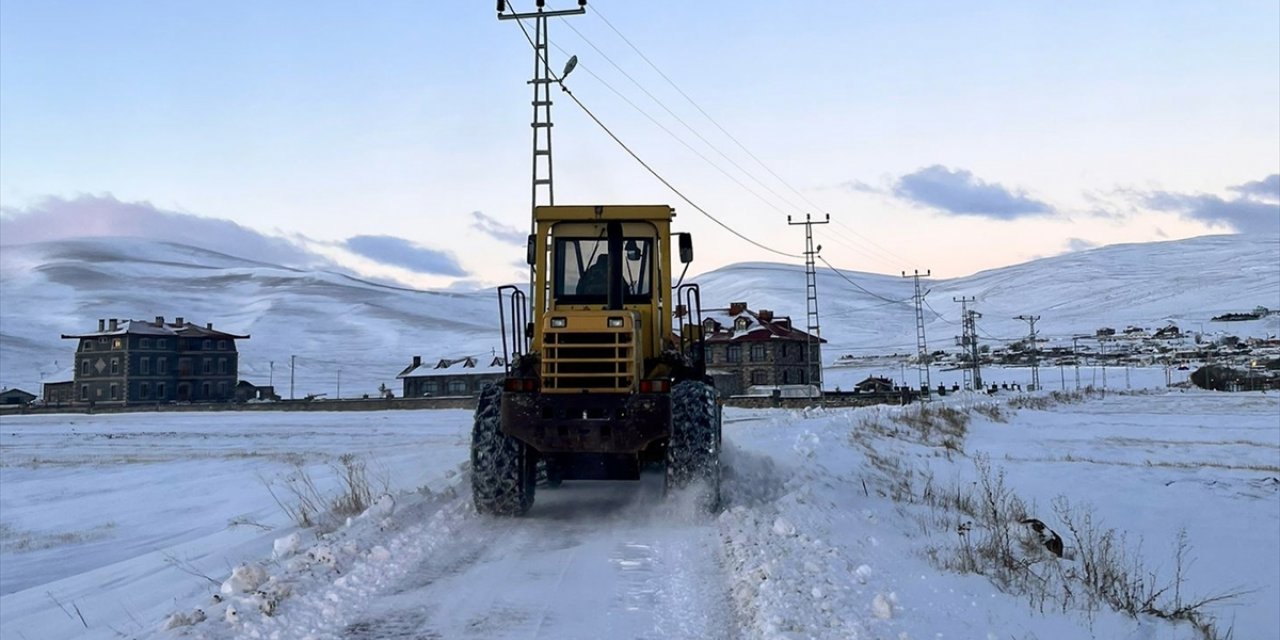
[2,303,1278,412]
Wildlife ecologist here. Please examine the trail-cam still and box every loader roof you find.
[534,205,674,222]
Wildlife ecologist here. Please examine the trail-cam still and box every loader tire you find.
[471,383,535,516]
[666,380,721,511]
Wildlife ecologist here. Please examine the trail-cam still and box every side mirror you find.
[526,234,536,265]
[677,233,693,264]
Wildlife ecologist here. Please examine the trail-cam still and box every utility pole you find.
[337,369,342,400]
[498,0,587,303]
[789,213,829,398]
[903,269,932,400]
[269,360,274,387]
[1014,314,1041,391]
[290,355,296,401]
[1071,336,1083,390]
[954,296,982,391]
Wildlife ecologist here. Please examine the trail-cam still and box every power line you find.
[589,4,826,214]
[817,255,913,306]
[584,4,920,269]
[509,14,800,259]
[558,21,799,218]
[544,39,798,220]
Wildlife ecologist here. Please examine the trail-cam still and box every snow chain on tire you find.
[470,383,535,516]
[666,380,722,511]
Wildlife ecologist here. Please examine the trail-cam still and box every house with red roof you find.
[699,302,825,396]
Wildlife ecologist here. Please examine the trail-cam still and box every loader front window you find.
[553,237,653,303]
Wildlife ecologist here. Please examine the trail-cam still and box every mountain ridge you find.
[2,234,1276,395]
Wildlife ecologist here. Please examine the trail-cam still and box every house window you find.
[81,360,90,376]
[782,370,791,384]
[448,380,468,395]
[140,358,150,375]
[110,358,119,374]
[218,358,228,374]
[219,340,228,351]
[752,370,768,385]
[201,382,211,398]
[158,358,168,374]
[141,338,151,349]
[156,382,167,400]
[83,341,94,352]
[99,337,108,345]
[423,381,439,396]
[726,345,741,363]
[140,382,150,399]
[750,344,766,362]
[109,383,118,400]
[80,385,89,400]
[203,339,212,350]
[112,338,123,350]
[217,381,228,397]
[157,339,167,349]
[203,359,213,374]
[735,317,749,331]
[781,343,788,357]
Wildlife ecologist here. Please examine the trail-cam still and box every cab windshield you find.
[553,236,653,303]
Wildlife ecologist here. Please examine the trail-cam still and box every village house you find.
[41,380,75,406]
[398,354,507,398]
[61,317,248,405]
[698,302,825,396]
[0,388,36,406]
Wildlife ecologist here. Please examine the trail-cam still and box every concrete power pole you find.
[1014,314,1041,391]
[789,213,829,398]
[954,296,982,391]
[903,270,932,400]
[290,355,296,401]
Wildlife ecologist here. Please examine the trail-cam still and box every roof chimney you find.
[412,355,421,368]
[729,302,748,316]
[98,319,105,332]
[758,309,774,323]
[155,316,164,326]
[175,317,184,326]
[206,322,213,330]
[109,318,118,331]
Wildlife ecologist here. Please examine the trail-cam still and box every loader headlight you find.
[550,317,567,328]
[607,317,625,328]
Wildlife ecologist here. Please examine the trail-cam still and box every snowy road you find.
[340,477,733,640]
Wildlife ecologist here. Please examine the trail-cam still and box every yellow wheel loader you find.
[471,204,720,516]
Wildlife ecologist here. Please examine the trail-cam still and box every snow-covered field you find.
[2,387,1276,639]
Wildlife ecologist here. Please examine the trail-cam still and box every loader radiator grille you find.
[542,330,634,392]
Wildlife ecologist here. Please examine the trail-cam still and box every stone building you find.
[700,302,825,396]
[61,317,249,405]
[397,354,507,398]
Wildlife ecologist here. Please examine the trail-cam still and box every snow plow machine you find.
[471,204,721,516]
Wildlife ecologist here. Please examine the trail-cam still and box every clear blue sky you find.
[2,1,1277,288]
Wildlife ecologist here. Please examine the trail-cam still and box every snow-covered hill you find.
[2,234,1277,395]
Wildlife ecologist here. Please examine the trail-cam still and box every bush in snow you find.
[262,454,390,529]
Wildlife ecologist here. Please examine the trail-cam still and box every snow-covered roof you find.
[61,318,248,340]
[695,302,825,344]
[398,354,508,379]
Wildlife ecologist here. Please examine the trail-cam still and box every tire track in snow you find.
[345,473,738,640]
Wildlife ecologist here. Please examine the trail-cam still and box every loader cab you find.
[526,205,683,390]
[552,232,655,304]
